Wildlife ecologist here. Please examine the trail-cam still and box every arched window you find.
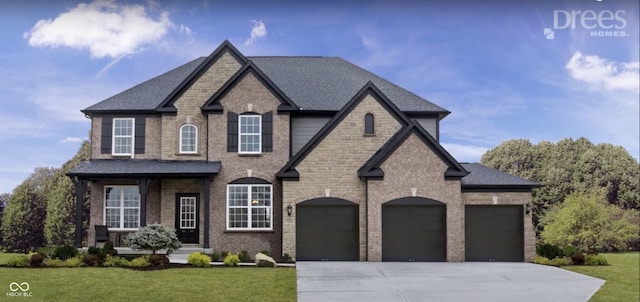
[179,124,197,153]
[364,113,375,136]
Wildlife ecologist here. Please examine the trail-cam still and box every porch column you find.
[70,177,88,248]
[137,178,152,227]
[201,177,212,249]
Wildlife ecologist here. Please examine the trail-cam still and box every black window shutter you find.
[101,116,113,154]
[227,112,238,152]
[262,111,273,152]
[134,117,146,154]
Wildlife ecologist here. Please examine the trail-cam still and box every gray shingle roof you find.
[82,55,448,114]
[83,57,206,113]
[461,163,540,187]
[249,57,448,113]
[67,159,221,178]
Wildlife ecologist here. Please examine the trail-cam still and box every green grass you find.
[0,254,296,302]
[564,253,639,302]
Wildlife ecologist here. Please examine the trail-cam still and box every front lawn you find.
[0,255,296,302]
[564,253,639,302]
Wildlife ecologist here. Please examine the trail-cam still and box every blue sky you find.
[0,0,638,194]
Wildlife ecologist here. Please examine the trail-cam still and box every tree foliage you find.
[124,224,182,255]
[1,141,90,251]
[0,193,10,245]
[44,141,90,246]
[481,137,640,228]
[0,168,54,252]
[540,192,639,252]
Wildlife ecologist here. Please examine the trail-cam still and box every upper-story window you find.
[179,124,197,154]
[364,113,375,136]
[112,118,135,156]
[239,115,262,154]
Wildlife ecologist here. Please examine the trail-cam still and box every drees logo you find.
[6,282,33,298]
[545,9,628,39]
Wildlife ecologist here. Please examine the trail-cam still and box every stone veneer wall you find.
[462,192,536,262]
[161,51,243,161]
[206,71,290,257]
[282,94,403,260]
[367,133,463,261]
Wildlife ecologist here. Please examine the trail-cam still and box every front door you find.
[175,194,199,244]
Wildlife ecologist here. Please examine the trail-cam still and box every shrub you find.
[260,249,270,256]
[281,253,292,263]
[187,252,211,268]
[585,254,608,266]
[64,256,84,267]
[102,241,118,256]
[149,254,169,266]
[550,257,572,266]
[43,258,65,267]
[224,254,240,267]
[211,252,220,262]
[83,254,103,266]
[537,243,563,259]
[220,250,229,258]
[30,253,44,267]
[53,245,79,260]
[37,247,54,259]
[104,255,129,267]
[238,250,251,263]
[88,246,106,259]
[123,224,182,255]
[533,255,551,265]
[126,256,151,268]
[571,252,585,265]
[6,254,30,267]
[562,246,578,257]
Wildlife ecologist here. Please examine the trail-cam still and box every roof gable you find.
[277,81,411,179]
[201,60,298,113]
[156,40,247,113]
[358,121,468,179]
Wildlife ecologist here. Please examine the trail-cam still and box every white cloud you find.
[60,137,85,143]
[566,51,640,92]
[441,143,489,163]
[245,20,267,46]
[24,0,173,59]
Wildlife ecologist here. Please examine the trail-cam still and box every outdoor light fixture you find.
[287,204,293,216]
[525,203,531,215]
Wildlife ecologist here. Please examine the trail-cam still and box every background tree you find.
[540,192,639,252]
[44,141,90,246]
[0,167,55,252]
[0,193,10,245]
[481,137,640,229]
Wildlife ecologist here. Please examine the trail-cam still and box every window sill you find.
[175,153,202,156]
[363,133,376,137]
[224,229,274,234]
[237,153,262,157]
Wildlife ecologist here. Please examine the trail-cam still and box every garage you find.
[296,198,359,261]
[465,205,524,262]
[382,197,446,262]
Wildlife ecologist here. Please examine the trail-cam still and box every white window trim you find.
[226,184,273,231]
[103,185,140,231]
[238,115,262,154]
[179,124,198,154]
[112,117,135,158]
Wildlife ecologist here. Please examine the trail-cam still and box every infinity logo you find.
[9,282,29,292]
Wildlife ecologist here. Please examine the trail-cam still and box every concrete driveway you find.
[297,262,604,302]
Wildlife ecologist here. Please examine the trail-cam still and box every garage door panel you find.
[465,205,524,262]
[296,203,358,261]
[382,205,446,262]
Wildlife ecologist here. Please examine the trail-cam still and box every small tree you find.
[541,192,639,252]
[123,224,182,255]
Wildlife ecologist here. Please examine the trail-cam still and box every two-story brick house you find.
[68,40,539,262]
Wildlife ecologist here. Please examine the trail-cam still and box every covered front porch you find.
[67,159,221,249]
